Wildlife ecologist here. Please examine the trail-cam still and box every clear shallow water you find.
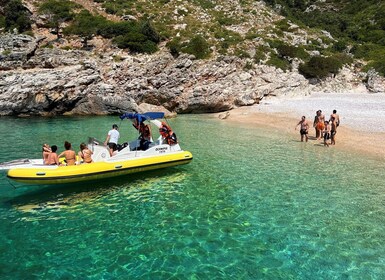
[1,115,385,279]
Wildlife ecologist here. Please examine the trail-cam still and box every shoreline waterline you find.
[214,92,385,161]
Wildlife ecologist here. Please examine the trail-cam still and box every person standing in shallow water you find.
[313,110,325,140]
[330,109,340,127]
[295,116,309,142]
[330,116,338,145]
[323,121,331,147]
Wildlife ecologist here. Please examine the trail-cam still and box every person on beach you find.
[295,116,309,142]
[323,121,331,147]
[313,110,325,140]
[42,143,52,164]
[104,124,120,156]
[330,117,338,145]
[45,145,60,165]
[58,141,77,165]
[330,109,340,127]
[78,143,93,164]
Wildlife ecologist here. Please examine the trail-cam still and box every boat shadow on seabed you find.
[1,166,189,210]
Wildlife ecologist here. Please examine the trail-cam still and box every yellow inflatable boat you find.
[1,112,193,185]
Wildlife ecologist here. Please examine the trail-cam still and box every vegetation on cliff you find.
[264,0,385,76]
[0,0,384,78]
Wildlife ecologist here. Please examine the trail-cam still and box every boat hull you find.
[7,151,193,185]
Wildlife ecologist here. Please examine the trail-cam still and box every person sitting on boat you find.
[58,141,77,166]
[45,145,60,165]
[78,143,93,164]
[133,119,152,150]
[104,124,120,156]
[159,122,178,145]
[42,143,52,164]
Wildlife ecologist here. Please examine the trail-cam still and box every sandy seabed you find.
[215,92,385,161]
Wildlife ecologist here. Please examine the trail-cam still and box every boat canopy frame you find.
[119,112,165,123]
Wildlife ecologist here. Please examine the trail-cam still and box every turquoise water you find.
[1,115,385,279]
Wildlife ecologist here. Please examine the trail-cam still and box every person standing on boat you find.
[133,120,152,150]
[295,116,309,142]
[159,122,178,145]
[104,124,120,156]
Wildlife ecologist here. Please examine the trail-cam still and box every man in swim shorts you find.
[104,124,120,156]
[295,116,309,142]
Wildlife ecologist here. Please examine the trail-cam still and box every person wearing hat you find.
[104,124,120,156]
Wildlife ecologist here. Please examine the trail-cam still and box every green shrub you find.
[194,0,215,9]
[60,45,72,50]
[275,19,291,32]
[182,35,211,59]
[234,48,251,58]
[141,20,160,43]
[112,34,158,53]
[299,56,342,79]
[332,53,353,65]
[4,0,31,32]
[366,58,385,76]
[254,45,269,63]
[166,39,181,58]
[214,28,243,47]
[332,40,348,52]
[0,16,6,30]
[351,43,384,60]
[244,60,253,70]
[267,53,291,71]
[98,21,139,38]
[2,50,11,55]
[64,10,107,47]
[104,3,119,15]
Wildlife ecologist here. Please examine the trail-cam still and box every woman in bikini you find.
[46,145,59,165]
[78,143,93,164]
[313,110,325,140]
[42,143,52,164]
[58,141,77,166]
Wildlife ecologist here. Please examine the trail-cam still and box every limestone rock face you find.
[0,34,383,116]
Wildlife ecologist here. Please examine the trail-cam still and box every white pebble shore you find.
[257,92,385,133]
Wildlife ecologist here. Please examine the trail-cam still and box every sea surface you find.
[1,115,385,279]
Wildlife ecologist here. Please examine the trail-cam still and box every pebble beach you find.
[224,92,385,160]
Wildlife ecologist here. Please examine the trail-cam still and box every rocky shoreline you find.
[1,34,384,117]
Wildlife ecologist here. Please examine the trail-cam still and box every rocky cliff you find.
[0,33,384,116]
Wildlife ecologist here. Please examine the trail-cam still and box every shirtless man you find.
[295,116,309,142]
[330,117,338,145]
[330,109,340,127]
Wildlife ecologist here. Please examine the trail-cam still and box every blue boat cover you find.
[119,112,165,122]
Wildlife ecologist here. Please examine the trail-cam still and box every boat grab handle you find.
[115,165,122,169]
